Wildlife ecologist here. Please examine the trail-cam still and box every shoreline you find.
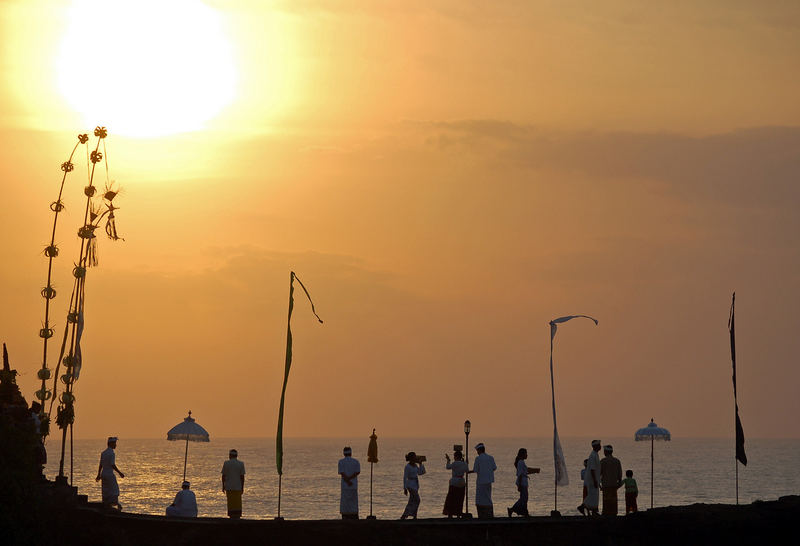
[13,481,800,545]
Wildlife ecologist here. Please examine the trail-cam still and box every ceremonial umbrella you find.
[167,411,210,482]
[635,418,671,509]
[367,429,379,519]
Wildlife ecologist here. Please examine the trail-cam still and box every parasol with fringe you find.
[635,418,671,509]
[167,411,210,482]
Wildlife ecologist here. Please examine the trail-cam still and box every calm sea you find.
[45,437,800,520]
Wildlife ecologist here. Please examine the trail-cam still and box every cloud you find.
[405,121,800,209]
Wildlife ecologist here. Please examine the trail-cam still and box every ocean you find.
[45,437,800,520]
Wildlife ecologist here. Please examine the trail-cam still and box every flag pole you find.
[277,474,282,518]
[729,292,746,505]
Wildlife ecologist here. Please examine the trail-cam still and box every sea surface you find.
[45,437,800,520]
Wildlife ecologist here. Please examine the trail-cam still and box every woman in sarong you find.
[401,452,426,519]
[442,450,467,517]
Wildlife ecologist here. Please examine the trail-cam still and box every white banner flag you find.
[549,315,598,487]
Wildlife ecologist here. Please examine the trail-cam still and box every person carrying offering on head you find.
[401,451,426,519]
[443,449,468,518]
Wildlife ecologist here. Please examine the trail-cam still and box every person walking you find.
[401,452,426,519]
[622,469,639,514]
[338,446,361,519]
[507,448,540,517]
[95,436,124,511]
[600,444,623,516]
[442,450,468,518]
[166,480,198,517]
[221,448,245,519]
[583,440,601,516]
[468,442,497,518]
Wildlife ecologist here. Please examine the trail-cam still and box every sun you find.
[56,0,237,138]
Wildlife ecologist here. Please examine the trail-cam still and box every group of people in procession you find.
[94,437,638,520]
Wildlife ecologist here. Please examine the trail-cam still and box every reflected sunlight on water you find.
[46,437,800,520]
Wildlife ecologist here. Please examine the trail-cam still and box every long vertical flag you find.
[276,271,322,517]
[549,314,598,507]
[728,292,747,467]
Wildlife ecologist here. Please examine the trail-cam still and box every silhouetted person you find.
[583,440,601,516]
[401,452,426,519]
[468,442,497,518]
[508,448,540,517]
[600,444,623,516]
[577,458,589,515]
[96,436,124,511]
[338,446,361,519]
[221,449,245,518]
[622,469,638,514]
[166,480,198,517]
[443,450,467,518]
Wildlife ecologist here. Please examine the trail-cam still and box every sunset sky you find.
[1,0,799,441]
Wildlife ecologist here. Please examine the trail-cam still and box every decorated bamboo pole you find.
[35,134,90,437]
[275,272,323,519]
[44,127,124,479]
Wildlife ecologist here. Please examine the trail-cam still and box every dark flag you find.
[728,292,747,466]
[276,272,323,476]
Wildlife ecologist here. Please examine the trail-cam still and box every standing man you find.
[600,444,623,516]
[468,442,497,518]
[221,448,245,519]
[96,436,124,511]
[338,446,361,519]
[582,440,601,516]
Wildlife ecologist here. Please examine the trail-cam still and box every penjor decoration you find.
[37,127,124,483]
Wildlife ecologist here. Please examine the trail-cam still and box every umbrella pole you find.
[183,435,189,482]
[370,462,374,517]
[650,436,654,509]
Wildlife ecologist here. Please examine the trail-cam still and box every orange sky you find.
[1,0,799,440]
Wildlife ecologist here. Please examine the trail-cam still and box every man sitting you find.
[166,481,198,517]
